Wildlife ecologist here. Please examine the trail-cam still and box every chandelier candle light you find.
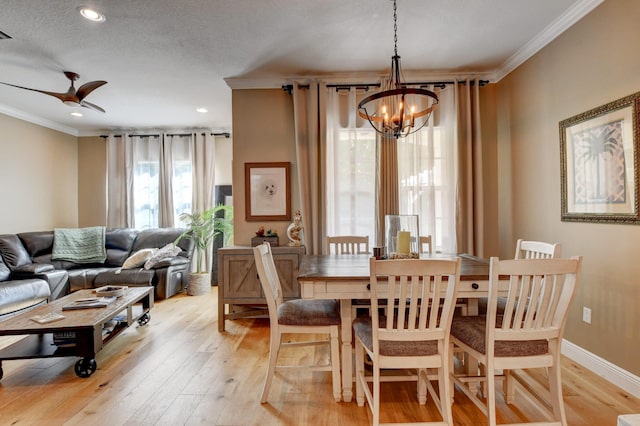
[358,0,439,138]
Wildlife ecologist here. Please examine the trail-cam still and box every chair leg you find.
[439,357,454,425]
[330,327,342,402]
[449,342,456,405]
[355,339,365,406]
[549,359,568,425]
[373,366,381,426]
[417,368,427,405]
[260,329,281,403]
[503,368,515,403]
[487,361,497,426]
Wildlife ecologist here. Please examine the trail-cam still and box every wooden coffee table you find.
[0,286,153,380]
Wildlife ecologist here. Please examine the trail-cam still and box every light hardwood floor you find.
[0,288,638,425]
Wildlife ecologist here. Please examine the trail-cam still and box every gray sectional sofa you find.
[0,227,194,317]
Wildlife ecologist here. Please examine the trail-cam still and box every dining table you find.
[297,252,502,402]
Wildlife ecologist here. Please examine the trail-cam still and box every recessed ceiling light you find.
[196,108,208,113]
[79,7,106,22]
[70,111,83,117]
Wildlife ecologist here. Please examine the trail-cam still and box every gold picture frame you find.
[244,162,291,221]
[560,92,640,223]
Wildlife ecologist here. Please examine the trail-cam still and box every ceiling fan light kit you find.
[0,70,108,113]
[358,0,439,139]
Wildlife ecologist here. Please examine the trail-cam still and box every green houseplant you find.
[176,204,233,295]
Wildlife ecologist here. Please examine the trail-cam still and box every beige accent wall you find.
[497,0,640,375]
[78,136,107,227]
[0,113,78,233]
[231,89,298,245]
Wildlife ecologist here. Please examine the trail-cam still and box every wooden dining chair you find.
[450,256,582,426]
[419,235,433,254]
[326,235,370,255]
[353,256,461,425]
[478,239,562,315]
[253,243,342,403]
[515,239,562,259]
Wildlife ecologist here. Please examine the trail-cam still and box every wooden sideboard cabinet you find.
[217,245,306,331]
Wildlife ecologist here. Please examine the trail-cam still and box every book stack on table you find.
[53,331,76,348]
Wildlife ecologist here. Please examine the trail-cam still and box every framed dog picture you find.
[244,162,291,221]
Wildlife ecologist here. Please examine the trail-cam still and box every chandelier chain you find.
[393,0,398,57]
[357,0,439,138]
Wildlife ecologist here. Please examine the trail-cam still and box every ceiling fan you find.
[0,71,107,113]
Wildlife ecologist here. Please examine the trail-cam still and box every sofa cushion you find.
[122,248,157,269]
[0,279,51,316]
[95,269,155,286]
[16,264,55,273]
[105,228,138,266]
[17,231,54,258]
[67,267,115,293]
[0,255,10,281]
[0,234,33,270]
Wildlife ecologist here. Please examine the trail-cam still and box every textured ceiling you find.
[0,0,602,136]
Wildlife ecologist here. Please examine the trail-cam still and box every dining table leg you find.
[340,299,353,402]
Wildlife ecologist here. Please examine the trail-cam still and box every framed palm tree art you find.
[560,91,640,223]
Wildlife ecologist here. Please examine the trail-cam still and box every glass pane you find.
[133,161,159,230]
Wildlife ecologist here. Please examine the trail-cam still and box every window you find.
[398,126,457,253]
[130,134,193,230]
[133,161,159,230]
[326,128,376,239]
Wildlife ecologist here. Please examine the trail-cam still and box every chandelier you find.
[358,0,439,138]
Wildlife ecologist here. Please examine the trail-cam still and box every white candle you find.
[397,231,410,254]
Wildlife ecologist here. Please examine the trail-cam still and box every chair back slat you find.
[327,235,369,255]
[369,257,461,353]
[488,257,582,343]
[515,238,561,259]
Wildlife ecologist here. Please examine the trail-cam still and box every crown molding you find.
[493,0,605,82]
[0,104,78,136]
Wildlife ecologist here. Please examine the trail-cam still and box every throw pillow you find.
[121,248,157,270]
[144,243,182,270]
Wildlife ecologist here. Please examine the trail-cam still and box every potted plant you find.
[176,204,233,295]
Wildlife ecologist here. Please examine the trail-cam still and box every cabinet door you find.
[223,255,262,299]
[222,251,301,300]
[273,253,300,298]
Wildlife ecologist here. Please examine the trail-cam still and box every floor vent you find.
[0,30,12,40]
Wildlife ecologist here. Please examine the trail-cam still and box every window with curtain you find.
[109,133,201,230]
[130,135,194,230]
[324,85,457,253]
[326,89,377,240]
[397,126,457,253]
[131,135,161,230]
[398,85,457,253]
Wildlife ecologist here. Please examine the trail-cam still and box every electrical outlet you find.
[583,306,592,324]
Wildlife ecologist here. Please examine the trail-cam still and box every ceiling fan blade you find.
[80,100,105,113]
[76,80,107,101]
[0,81,68,101]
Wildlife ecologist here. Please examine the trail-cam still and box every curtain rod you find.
[99,132,230,139]
[282,79,489,94]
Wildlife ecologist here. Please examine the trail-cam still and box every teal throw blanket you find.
[52,226,107,264]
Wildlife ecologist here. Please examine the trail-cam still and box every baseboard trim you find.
[563,339,640,398]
